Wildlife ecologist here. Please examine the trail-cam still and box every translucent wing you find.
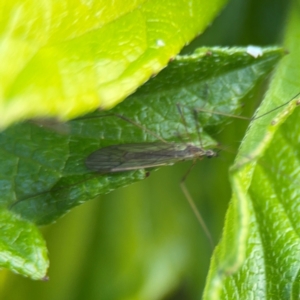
[85,142,189,173]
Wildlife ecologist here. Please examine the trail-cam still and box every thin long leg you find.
[180,161,214,249]
[193,91,300,121]
[193,109,204,148]
[252,91,300,120]
[176,103,193,142]
[194,107,250,120]
[74,113,168,143]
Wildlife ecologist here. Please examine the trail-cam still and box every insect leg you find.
[74,113,168,143]
[176,103,193,142]
[180,161,214,249]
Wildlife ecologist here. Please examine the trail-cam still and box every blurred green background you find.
[0,0,290,299]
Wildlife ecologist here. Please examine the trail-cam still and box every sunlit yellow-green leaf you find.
[0,0,227,128]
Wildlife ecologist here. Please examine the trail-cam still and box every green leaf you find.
[0,46,282,279]
[0,0,227,128]
[204,2,300,298]
[0,210,48,279]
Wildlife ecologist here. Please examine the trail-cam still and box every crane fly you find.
[85,100,220,174]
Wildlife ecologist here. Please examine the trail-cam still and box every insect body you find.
[86,142,217,173]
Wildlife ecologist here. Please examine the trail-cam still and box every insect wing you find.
[86,142,185,173]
